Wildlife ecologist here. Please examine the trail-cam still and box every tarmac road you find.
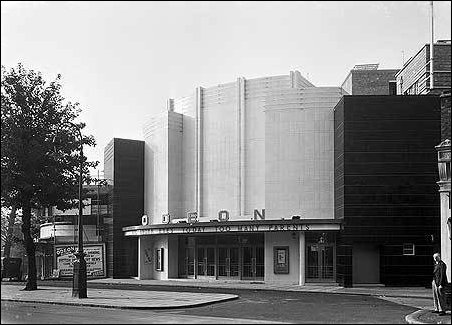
[1,281,417,324]
[1,301,287,324]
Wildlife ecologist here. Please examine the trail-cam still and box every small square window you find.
[403,243,415,256]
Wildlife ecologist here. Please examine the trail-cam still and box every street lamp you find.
[436,139,451,216]
[448,216,451,240]
[59,121,87,298]
[435,139,451,284]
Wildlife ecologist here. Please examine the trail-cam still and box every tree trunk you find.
[21,201,37,291]
[3,206,17,259]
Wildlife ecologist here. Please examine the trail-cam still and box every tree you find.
[1,206,20,258]
[1,63,98,290]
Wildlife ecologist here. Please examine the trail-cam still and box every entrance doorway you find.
[183,247,195,278]
[242,246,264,280]
[218,247,239,278]
[197,246,215,278]
[178,234,264,281]
[306,243,335,282]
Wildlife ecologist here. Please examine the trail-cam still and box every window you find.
[403,243,415,256]
[389,81,397,95]
[155,248,164,271]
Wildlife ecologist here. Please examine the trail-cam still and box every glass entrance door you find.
[184,247,195,278]
[306,244,335,282]
[178,234,264,281]
[242,246,264,280]
[197,246,215,277]
[218,247,239,278]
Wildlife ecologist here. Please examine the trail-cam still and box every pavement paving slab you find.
[405,309,451,324]
[89,277,434,299]
[0,284,238,309]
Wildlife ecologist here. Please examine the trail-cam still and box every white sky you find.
[1,1,451,176]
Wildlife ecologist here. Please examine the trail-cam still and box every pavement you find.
[89,278,451,324]
[89,277,437,299]
[2,278,451,324]
[0,284,238,309]
[406,309,451,324]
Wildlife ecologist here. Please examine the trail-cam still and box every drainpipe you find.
[430,1,434,90]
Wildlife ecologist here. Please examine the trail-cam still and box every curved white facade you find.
[143,71,344,224]
[130,71,345,284]
[264,87,344,220]
[39,222,99,243]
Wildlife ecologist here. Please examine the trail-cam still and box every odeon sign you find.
[141,208,266,226]
[128,209,341,236]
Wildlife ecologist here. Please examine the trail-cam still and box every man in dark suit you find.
[432,253,448,315]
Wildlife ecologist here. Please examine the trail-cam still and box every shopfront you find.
[123,219,341,285]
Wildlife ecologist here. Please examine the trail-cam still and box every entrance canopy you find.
[123,219,342,237]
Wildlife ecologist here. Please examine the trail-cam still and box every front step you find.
[304,282,340,287]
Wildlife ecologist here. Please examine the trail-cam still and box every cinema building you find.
[119,70,441,286]
[121,71,346,285]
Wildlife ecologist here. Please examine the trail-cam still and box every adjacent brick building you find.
[341,65,399,95]
[395,40,451,95]
[441,91,451,141]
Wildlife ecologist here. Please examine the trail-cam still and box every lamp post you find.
[435,138,451,283]
[60,121,87,298]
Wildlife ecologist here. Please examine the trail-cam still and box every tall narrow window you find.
[155,248,164,271]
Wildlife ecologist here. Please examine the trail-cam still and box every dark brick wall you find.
[104,141,114,277]
[430,44,452,91]
[334,95,441,286]
[335,241,352,287]
[334,97,345,220]
[341,70,399,95]
[427,44,451,95]
[104,138,144,278]
[441,91,451,141]
[396,43,451,95]
[352,70,399,95]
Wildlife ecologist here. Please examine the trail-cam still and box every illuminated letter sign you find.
[142,215,149,226]
[253,209,265,220]
[187,212,198,224]
[218,210,229,221]
[162,214,170,224]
